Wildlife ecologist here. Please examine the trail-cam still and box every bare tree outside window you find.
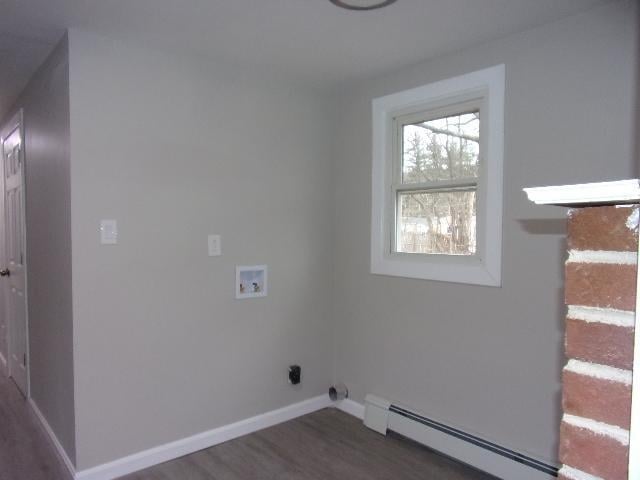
[395,111,479,255]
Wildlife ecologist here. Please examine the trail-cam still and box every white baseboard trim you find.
[336,398,365,419]
[76,394,333,480]
[29,398,77,479]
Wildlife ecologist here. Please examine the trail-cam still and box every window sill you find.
[371,253,501,287]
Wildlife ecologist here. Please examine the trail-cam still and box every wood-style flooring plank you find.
[119,408,497,480]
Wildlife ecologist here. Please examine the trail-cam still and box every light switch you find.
[208,234,221,256]
[100,220,118,245]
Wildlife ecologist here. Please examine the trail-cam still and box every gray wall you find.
[68,30,335,469]
[331,0,637,465]
[3,36,76,463]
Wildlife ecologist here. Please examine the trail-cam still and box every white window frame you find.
[371,64,505,286]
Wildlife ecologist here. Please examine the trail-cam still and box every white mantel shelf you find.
[524,179,640,206]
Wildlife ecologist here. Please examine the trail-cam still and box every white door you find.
[1,111,28,397]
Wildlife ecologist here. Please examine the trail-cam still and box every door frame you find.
[1,109,30,397]
[0,123,5,376]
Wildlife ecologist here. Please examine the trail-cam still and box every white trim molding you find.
[75,394,333,480]
[336,398,365,420]
[29,399,76,479]
[371,64,505,286]
[523,179,640,206]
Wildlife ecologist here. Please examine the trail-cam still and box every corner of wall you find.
[15,31,76,466]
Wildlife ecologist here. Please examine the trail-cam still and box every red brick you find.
[559,422,628,480]
[565,263,637,311]
[563,370,631,429]
[565,318,635,370]
[568,206,639,252]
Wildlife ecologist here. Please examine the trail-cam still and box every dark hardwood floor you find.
[120,408,496,480]
[0,371,70,480]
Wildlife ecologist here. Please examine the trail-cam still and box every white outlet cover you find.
[208,234,221,256]
[100,220,118,244]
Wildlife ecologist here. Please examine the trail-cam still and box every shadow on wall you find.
[517,218,566,236]
[551,282,565,462]
[517,217,567,459]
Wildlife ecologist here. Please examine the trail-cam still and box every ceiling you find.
[0,0,610,119]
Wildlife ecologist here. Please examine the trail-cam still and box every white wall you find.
[68,30,335,470]
[331,0,637,466]
[2,35,76,463]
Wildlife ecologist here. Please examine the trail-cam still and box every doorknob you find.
[0,269,10,277]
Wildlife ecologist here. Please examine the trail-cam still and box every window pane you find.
[402,111,479,184]
[397,190,476,255]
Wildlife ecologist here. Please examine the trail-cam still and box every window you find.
[371,65,504,286]
[394,104,480,256]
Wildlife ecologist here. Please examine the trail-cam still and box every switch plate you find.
[100,220,118,245]
[208,234,221,256]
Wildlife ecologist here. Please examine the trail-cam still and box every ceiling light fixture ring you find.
[329,0,397,11]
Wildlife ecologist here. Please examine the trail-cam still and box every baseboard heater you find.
[363,395,559,480]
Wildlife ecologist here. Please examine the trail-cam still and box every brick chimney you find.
[525,180,640,480]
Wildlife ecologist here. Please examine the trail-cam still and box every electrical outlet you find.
[288,365,301,385]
